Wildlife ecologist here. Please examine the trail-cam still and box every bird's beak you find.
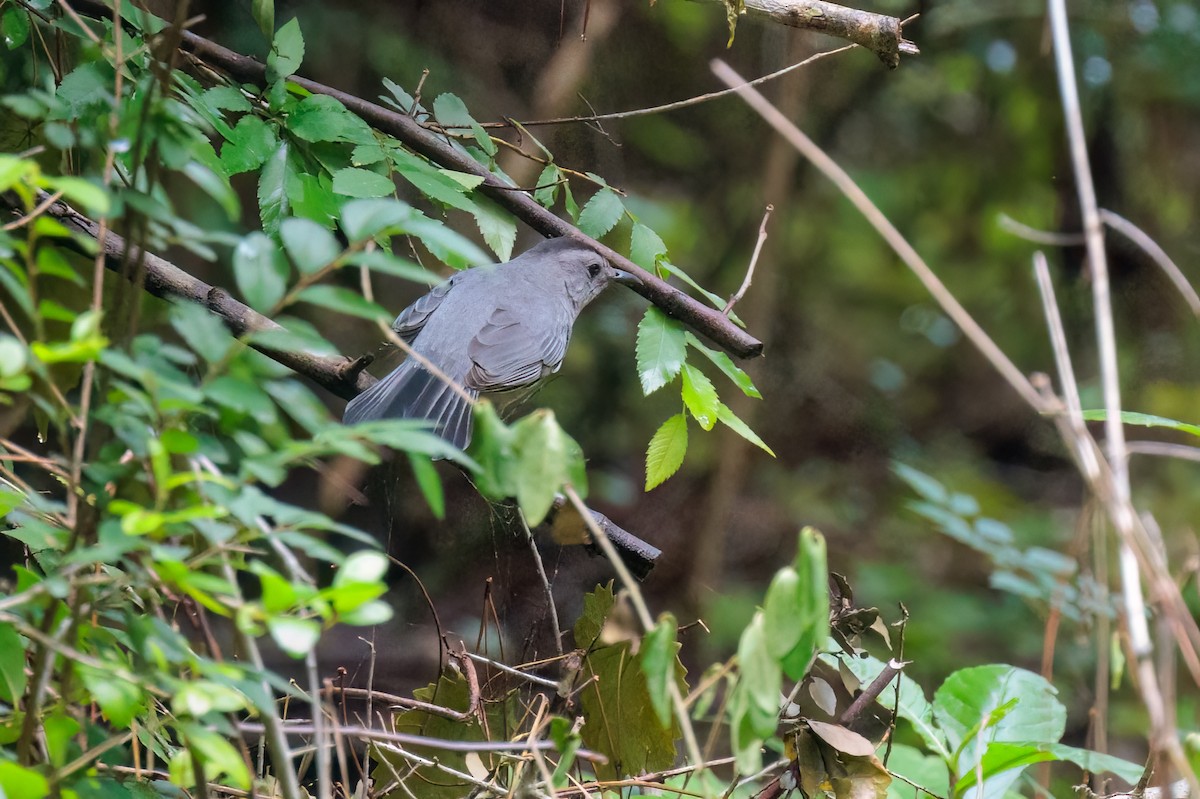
[611,268,643,287]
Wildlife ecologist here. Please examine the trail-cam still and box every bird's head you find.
[525,237,642,309]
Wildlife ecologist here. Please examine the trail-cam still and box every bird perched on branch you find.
[343,237,640,448]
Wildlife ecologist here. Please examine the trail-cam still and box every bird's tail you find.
[343,361,479,450]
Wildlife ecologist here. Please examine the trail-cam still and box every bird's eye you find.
[587,263,602,279]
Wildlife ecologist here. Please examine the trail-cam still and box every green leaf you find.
[336,550,388,585]
[629,223,667,271]
[636,307,686,394]
[234,231,289,311]
[471,195,517,261]
[466,400,519,501]
[729,612,781,773]
[934,665,1066,796]
[280,216,341,274]
[645,413,687,491]
[390,147,478,212]
[251,0,274,39]
[2,8,31,49]
[680,363,719,430]
[762,566,803,659]
[257,142,291,235]
[346,250,439,285]
[40,175,109,215]
[0,623,27,703]
[1045,743,1144,784]
[1081,409,1200,438]
[0,761,49,799]
[221,115,278,175]
[432,92,496,157]
[170,301,232,363]
[717,403,773,456]
[267,616,321,658]
[401,213,490,269]
[573,584,685,782]
[512,409,577,525]
[408,452,445,519]
[297,285,389,320]
[287,94,352,142]
[779,527,829,680]
[577,188,624,239]
[340,198,414,241]
[79,666,145,728]
[266,17,304,82]
[684,333,760,398]
[641,613,678,728]
[332,167,395,198]
[533,163,561,208]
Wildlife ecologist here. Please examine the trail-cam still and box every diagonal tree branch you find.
[65,0,764,361]
[711,0,920,68]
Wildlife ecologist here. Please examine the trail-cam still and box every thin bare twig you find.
[519,511,565,658]
[476,46,856,130]
[997,213,1086,246]
[1100,209,1200,317]
[724,205,772,315]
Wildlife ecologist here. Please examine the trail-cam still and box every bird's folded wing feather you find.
[465,306,571,392]
[391,275,459,343]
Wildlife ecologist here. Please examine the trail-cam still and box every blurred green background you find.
[134,0,1200,762]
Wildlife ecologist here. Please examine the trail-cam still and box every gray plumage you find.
[343,237,637,449]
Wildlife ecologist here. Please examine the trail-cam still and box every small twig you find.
[838,658,905,726]
[242,721,608,761]
[997,213,1086,246]
[460,651,561,690]
[326,685,472,722]
[476,46,854,130]
[1,190,64,231]
[520,511,565,658]
[1126,441,1200,464]
[724,205,772,315]
[1100,208,1200,317]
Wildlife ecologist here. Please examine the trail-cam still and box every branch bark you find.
[64,0,763,361]
[712,0,920,68]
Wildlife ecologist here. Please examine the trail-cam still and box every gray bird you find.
[343,237,640,448]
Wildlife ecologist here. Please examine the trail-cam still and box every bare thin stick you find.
[1100,209,1200,317]
[997,213,1086,246]
[1126,441,1200,464]
[519,511,565,658]
[710,59,1047,414]
[460,651,560,690]
[724,205,773,315]
[477,47,855,129]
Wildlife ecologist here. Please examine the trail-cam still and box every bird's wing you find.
[391,274,460,343]
[465,306,571,393]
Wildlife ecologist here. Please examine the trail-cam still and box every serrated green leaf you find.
[297,285,388,320]
[472,195,516,261]
[0,761,49,799]
[266,17,304,82]
[629,223,667,271]
[258,142,291,234]
[645,413,687,491]
[287,94,351,142]
[532,163,561,209]
[577,188,624,239]
[280,216,340,274]
[346,249,439,285]
[716,403,773,456]
[183,161,240,220]
[432,93,496,158]
[221,115,277,175]
[636,307,686,394]
[40,176,109,215]
[512,409,572,525]
[680,363,719,430]
[332,167,395,198]
[390,147,478,212]
[234,231,289,311]
[79,666,145,728]
[340,198,414,241]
